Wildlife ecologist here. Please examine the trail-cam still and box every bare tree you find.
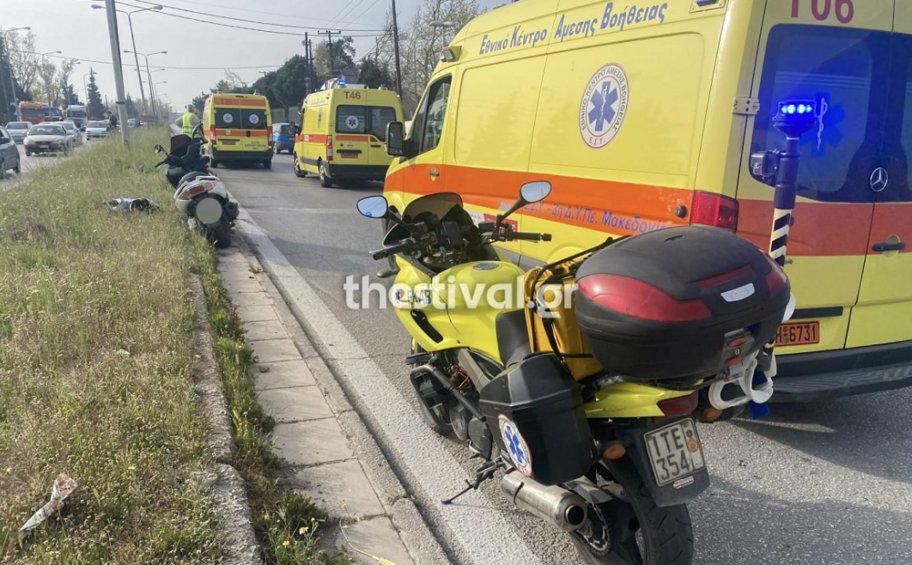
[56,58,79,108]
[36,58,57,106]
[376,0,480,113]
[5,30,40,98]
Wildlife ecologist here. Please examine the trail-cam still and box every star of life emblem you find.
[579,64,629,148]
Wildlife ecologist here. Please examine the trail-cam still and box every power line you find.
[12,50,282,71]
[328,0,370,29]
[144,0,387,29]
[130,0,385,32]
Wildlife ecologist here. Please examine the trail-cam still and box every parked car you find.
[59,120,82,145]
[0,127,22,175]
[127,118,141,128]
[23,123,71,156]
[85,120,110,140]
[272,122,295,154]
[5,121,31,144]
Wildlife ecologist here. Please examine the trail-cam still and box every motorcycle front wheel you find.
[571,457,693,565]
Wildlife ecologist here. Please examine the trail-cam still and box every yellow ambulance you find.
[202,92,273,169]
[292,80,403,187]
[383,0,912,401]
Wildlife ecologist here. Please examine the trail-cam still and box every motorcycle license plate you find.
[644,419,706,487]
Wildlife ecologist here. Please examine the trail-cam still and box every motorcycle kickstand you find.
[441,460,500,505]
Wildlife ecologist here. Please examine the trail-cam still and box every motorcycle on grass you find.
[154,126,238,248]
[354,103,813,564]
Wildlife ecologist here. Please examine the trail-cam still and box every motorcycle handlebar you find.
[370,238,416,260]
[506,231,553,242]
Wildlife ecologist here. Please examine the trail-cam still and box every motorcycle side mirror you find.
[496,180,552,229]
[357,196,390,219]
[520,180,551,204]
[154,144,164,153]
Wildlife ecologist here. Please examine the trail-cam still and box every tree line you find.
[191,0,480,118]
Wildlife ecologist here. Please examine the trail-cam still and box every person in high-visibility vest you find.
[175,105,200,136]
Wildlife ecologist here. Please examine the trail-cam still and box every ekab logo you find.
[578,64,629,148]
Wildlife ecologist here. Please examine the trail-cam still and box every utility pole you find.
[318,29,341,78]
[303,32,310,93]
[104,0,130,145]
[391,0,403,96]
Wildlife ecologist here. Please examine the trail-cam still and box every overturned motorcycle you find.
[154,130,238,248]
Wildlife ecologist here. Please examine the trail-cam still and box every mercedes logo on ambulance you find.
[870,167,889,193]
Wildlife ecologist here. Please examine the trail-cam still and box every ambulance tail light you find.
[326,135,333,162]
[690,191,739,232]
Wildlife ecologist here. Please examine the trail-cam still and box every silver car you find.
[24,124,72,156]
[0,127,22,175]
[5,121,31,144]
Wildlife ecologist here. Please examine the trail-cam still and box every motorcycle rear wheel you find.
[571,458,693,565]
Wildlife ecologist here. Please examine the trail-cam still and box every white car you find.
[85,120,110,140]
[4,121,31,144]
[23,124,72,156]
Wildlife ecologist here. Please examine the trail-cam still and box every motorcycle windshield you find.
[384,192,464,245]
[401,192,463,221]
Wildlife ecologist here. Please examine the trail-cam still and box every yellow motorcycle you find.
[357,180,790,564]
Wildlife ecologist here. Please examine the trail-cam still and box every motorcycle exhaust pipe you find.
[501,471,588,532]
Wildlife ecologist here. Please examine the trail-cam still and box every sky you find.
[1,0,505,114]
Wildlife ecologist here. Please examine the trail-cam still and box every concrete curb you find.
[188,274,261,565]
[219,238,449,565]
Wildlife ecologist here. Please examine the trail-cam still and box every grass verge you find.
[0,130,342,564]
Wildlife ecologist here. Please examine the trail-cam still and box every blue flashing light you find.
[777,100,816,117]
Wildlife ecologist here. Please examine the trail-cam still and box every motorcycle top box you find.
[575,225,790,380]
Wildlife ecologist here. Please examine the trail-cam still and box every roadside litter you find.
[19,474,78,534]
[105,197,160,213]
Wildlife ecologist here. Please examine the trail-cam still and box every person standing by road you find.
[176,105,200,136]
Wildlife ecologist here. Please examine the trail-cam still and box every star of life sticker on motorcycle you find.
[579,63,629,148]
[498,414,533,477]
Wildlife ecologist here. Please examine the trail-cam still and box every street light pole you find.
[39,51,63,110]
[92,3,162,115]
[391,0,403,96]
[125,50,165,122]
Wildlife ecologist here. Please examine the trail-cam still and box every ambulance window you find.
[368,107,396,141]
[336,106,367,134]
[241,109,267,129]
[899,36,912,200]
[412,77,451,154]
[750,25,885,203]
[215,109,238,128]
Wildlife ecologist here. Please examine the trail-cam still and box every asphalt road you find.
[220,154,912,565]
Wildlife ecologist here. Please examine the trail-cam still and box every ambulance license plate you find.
[644,419,706,487]
[775,321,819,346]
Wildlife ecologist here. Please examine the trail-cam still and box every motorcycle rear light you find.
[764,256,788,294]
[657,392,698,418]
[690,191,739,232]
[578,274,712,322]
[326,135,333,162]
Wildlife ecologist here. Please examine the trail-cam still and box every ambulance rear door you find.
[737,0,894,355]
[844,6,912,349]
